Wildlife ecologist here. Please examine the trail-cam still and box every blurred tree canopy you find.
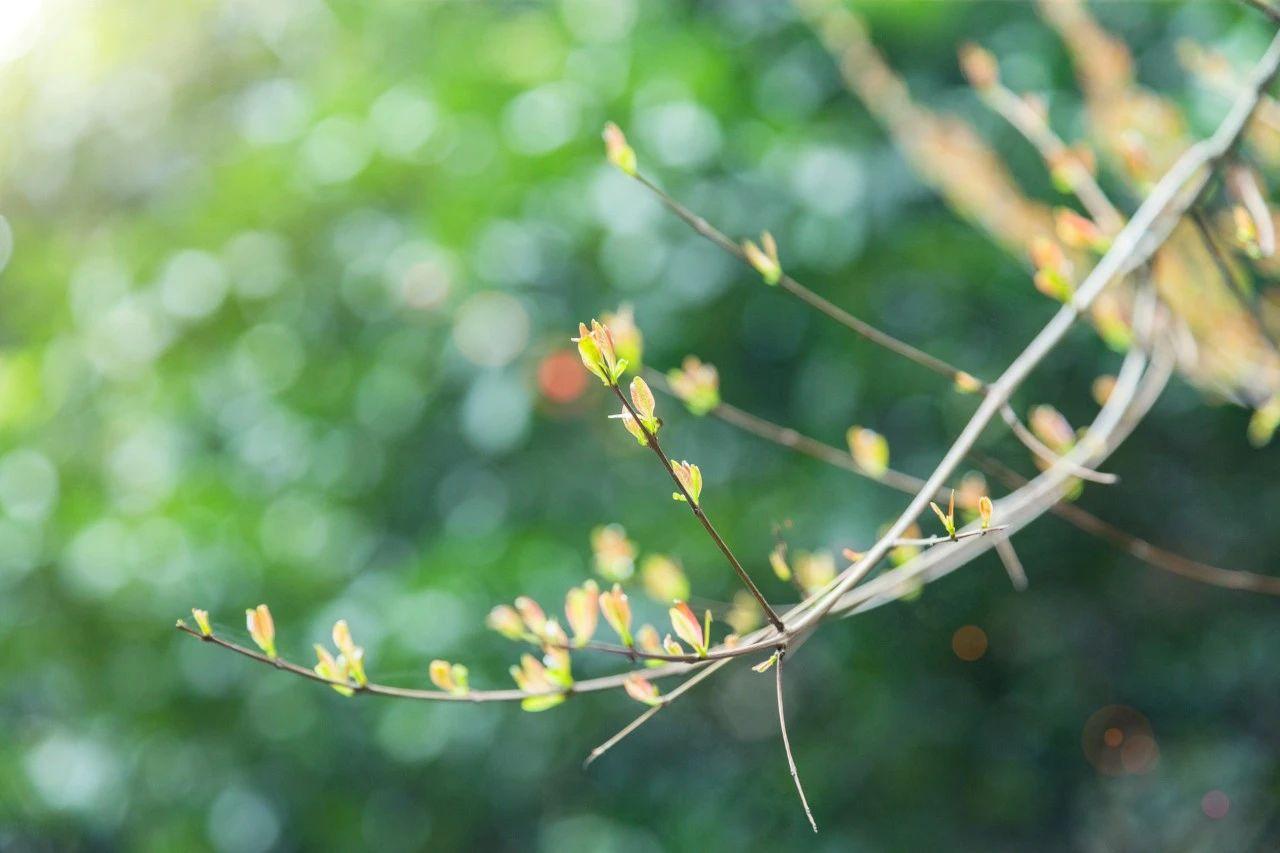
[1,0,1278,849]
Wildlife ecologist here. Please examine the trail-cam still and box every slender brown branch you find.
[630,175,1114,483]
[775,653,818,833]
[174,622,713,701]
[610,382,785,631]
[584,657,733,768]
[973,453,1280,595]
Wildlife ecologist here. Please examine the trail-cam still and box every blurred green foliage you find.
[1,0,1279,849]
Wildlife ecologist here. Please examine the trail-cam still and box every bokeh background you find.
[2,0,1279,849]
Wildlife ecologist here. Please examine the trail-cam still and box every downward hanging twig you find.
[774,653,818,833]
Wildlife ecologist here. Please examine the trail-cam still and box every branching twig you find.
[584,657,733,768]
[649,369,1276,598]
[793,29,1280,634]
[629,173,1114,483]
[610,383,785,631]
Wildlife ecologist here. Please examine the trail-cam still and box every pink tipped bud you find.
[671,460,703,504]
[667,355,720,415]
[486,604,525,640]
[602,122,637,176]
[623,673,661,706]
[958,43,999,90]
[514,596,548,636]
[599,583,633,647]
[668,600,706,655]
[591,524,636,582]
[640,555,689,604]
[1055,208,1109,253]
[1029,404,1075,454]
[565,580,599,647]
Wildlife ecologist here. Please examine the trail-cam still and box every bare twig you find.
[584,657,733,768]
[775,653,818,833]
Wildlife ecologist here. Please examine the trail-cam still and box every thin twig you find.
[649,370,1273,598]
[611,382,785,631]
[584,657,733,768]
[630,174,1114,483]
[775,653,818,833]
[174,622,711,702]
[974,453,1280,595]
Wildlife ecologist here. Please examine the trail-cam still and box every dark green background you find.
[1,1,1277,849]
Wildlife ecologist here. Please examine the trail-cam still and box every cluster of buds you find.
[1030,236,1075,302]
[246,604,276,659]
[613,376,660,445]
[601,304,643,368]
[591,524,636,582]
[743,231,782,286]
[510,654,569,712]
[602,122,637,177]
[667,355,720,416]
[574,320,628,386]
[1055,208,1110,254]
[668,600,711,657]
[929,490,958,540]
[640,554,689,603]
[429,660,470,695]
[670,460,703,504]
[958,42,999,91]
[847,426,889,478]
[313,620,368,696]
